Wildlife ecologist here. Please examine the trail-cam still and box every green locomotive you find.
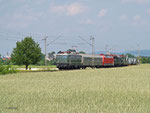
[56,53,82,69]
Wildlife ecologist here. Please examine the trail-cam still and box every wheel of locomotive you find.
[91,66,95,69]
[58,67,63,70]
[82,66,85,69]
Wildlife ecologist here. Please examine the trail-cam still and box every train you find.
[56,50,138,70]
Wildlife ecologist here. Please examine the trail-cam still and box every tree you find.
[11,37,41,70]
[141,57,150,64]
[67,49,76,52]
[3,59,11,65]
[79,51,86,54]
[126,53,135,58]
[37,53,45,66]
[0,59,2,65]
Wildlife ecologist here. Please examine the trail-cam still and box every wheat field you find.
[0,64,150,113]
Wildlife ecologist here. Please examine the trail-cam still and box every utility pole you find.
[42,36,48,66]
[137,44,140,65]
[90,36,95,56]
[90,36,95,66]
[72,46,77,52]
[105,45,109,54]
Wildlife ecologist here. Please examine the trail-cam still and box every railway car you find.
[81,54,103,68]
[100,54,114,67]
[133,58,138,65]
[113,55,128,66]
[120,55,128,66]
[128,58,138,65]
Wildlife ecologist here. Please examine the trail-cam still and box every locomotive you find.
[56,50,138,70]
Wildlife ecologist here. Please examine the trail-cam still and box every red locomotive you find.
[100,54,114,67]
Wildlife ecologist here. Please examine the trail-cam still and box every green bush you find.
[0,65,17,75]
[141,57,150,64]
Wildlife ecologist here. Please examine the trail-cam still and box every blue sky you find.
[0,0,150,55]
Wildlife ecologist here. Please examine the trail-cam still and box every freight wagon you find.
[112,55,128,66]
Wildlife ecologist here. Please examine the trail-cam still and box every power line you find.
[78,36,91,46]
[0,36,19,41]
[0,31,54,40]
[48,42,67,45]
[47,35,61,46]
[0,34,22,40]
[0,31,25,37]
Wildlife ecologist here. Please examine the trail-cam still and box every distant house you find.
[48,52,56,61]
[2,56,11,61]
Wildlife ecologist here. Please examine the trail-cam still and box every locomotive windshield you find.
[56,55,68,63]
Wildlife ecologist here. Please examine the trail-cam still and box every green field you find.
[0,64,150,113]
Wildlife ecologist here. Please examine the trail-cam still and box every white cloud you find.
[120,14,128,20]
[67,3,85,16]
[121,0,150,4]
[51,3,86,16]
[98,9,107,17]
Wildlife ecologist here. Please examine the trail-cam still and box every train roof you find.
[57,53,81,56]
[80,54,103,58]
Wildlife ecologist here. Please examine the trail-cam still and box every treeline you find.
[140,57,150,64]
[123,54,150,64]
[0,58,11,65]
[0,53,56,66]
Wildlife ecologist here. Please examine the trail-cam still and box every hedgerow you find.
[0,65,17,75]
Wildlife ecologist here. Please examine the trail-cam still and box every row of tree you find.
[0,58,11,65]
[140,57,150,64]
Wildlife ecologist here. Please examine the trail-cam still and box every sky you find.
[0,0,150,55]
